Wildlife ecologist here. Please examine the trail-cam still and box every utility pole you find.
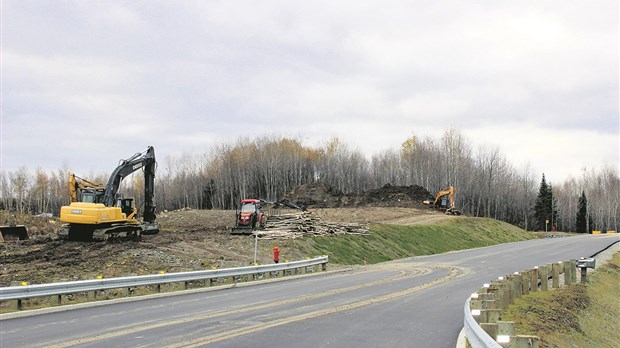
[253,232,259,265]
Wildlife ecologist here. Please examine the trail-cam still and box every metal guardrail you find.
[0,256,328,302]
[463,260,577,347]
[463,241,619,347]
[463,296,501,348]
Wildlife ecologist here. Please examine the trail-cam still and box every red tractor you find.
[231,199,267,235]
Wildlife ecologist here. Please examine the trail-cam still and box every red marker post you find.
[273,245,280,264]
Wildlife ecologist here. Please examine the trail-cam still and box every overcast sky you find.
[1,0,618,184]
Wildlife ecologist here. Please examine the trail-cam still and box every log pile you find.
[255,211,369,239]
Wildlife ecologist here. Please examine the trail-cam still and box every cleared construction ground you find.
[0,183,530,289]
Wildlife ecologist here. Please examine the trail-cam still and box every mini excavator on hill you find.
[59,146,160,241]
[423,185,462,215]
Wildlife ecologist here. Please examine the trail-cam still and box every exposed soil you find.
[282,182,433,209]
[0,184,449,287]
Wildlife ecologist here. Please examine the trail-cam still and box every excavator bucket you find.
[0,225,29,242]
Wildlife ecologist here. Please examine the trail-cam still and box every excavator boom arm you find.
[102,146,157,222]
[69,174,105,203]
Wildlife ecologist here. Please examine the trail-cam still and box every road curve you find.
[1,234,617,348]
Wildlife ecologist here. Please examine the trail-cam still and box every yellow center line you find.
[170,267,462,348]
[47,267,428,348]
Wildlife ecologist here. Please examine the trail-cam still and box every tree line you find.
[1,129,618,232]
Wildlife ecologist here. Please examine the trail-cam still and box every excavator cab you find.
[80,191,100,203]
[437,194,451,210]
[117,198,137,219]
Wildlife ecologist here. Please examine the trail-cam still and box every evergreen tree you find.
[588,214,594,234]
[576,191,588,233]
[534,174,554,231]
[549,184,559,230]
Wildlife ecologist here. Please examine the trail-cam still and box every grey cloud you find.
[2,0,617,180]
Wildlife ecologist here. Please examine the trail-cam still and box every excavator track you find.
[59,223,142,241]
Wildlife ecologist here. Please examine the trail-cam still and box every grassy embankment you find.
[501,252,620,348]
[287,216,533,265]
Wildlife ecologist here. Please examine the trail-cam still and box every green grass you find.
[502,252,620,348]
[289,216,533,265]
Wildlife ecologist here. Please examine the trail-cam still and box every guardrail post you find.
[530,267,539,292]
[579,268,587,283]
[521,270,530,295]
[485,299,498,310]
[480,323,498,338]
[479,292,497,310]
[322,261,327,271]
[513,273,523,299]
[485,319,539,347]
[480,309,501,323]
[122,287,130,297]
[488,282,508,311]
[505,276,515,305]
[486,284,502,309]
[569,259,576,283]
[227,276,235,284]
[497,321,516,337]
[502,335,540,348]
[9,281,23,310]
[539,266,548,292]
[563,260,573,285]
[88,290,96,301]
[497,279,509,309]
[10,298,23,310]
[551,263,560,289]
[470,299,483,314]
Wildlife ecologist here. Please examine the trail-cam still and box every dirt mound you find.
[283,183,432,209]
[356,183,432,208]
[282,182,349,208]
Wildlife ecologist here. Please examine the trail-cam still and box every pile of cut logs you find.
[255,211,369,239]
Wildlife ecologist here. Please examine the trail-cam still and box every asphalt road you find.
[1,234,617,348]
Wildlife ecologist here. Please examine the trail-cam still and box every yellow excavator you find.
[59,146,160,241]
[423,185,461,215]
